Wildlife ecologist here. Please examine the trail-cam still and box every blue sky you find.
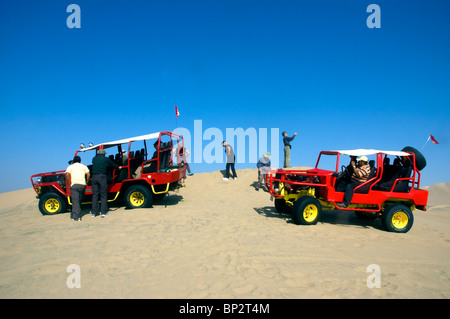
[1,0,449,193]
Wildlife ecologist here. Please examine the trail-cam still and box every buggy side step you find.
[332,202,381,212]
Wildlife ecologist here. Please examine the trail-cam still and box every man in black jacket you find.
[91,149,121,217]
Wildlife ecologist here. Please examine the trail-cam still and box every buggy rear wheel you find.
[39,192,67,215]
[125,185,153,209]
[383,204,414,233]
[292,196,322,225]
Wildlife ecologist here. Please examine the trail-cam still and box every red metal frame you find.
[31,131,187,201]
[266,150,428,212]
[30,170,67,197]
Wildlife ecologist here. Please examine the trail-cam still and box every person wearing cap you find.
[282,131,297,168]
[65,156,90,221]
[91,149,121,217]
[256,152,271,191]
[337,156,371,208]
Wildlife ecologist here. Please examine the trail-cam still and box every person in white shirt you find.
[65,156,90,221]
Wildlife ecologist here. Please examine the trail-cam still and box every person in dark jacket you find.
[282,131,297,168]
[91,149,121,218]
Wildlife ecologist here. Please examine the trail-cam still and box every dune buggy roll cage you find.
[315,149,423,193]
[265,149,427,212]
[31,131,186,199]
[74,131,184,180]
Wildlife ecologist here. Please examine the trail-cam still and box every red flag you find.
[430,134,439,144]
[175,105,180,118]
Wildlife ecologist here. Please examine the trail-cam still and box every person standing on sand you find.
[91,149,121,218]
[256,152,271,191]
[65,156,90,221]
[282,131,297,168]
[222,141,237,181]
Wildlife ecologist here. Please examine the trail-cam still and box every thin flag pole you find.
[420,135,431,151]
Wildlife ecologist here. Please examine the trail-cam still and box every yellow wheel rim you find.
[130,191,144,207]
[392,211,409,229]
[45,198,60,213]
[303,204,318,222]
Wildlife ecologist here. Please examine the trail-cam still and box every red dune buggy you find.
[31,131,187,215]
[266,147,428,233]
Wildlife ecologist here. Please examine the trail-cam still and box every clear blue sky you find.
[1,0,449,193]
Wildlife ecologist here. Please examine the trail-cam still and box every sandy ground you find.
[0,168,449,299]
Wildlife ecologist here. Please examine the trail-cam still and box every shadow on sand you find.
[254,206,385,231]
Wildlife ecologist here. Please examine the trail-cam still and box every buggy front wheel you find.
[39,192,67,215]
[292,196,322,225]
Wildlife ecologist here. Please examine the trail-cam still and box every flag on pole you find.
[430,134,439,144]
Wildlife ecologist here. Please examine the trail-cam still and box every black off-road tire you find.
[402,146,426,171]
[292,196,322,225]
[39,192,68,215]
[382,203,414,233]
[125,185,153,209]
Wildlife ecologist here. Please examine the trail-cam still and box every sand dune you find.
[0,168,449,299]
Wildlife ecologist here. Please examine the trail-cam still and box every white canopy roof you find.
[333,149,411,157]
[78,132,161,152]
